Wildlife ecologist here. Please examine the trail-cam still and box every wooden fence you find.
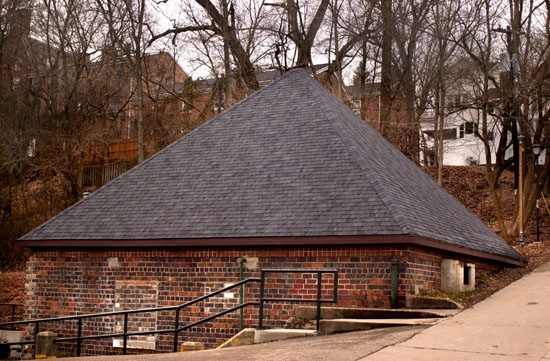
[83,163,131,186]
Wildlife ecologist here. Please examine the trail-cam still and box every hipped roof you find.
[20,69,524,265]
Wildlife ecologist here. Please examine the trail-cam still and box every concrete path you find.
[59,262,550,361]
[59,326,427,361]
[363,262,550,361]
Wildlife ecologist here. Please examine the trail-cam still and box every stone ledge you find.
[254,329,316,344]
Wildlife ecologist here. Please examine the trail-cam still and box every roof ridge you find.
[301,74,412,234]
[20,70,300,241]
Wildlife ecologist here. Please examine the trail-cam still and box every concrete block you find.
[35,331,56,359]
[254,329,315,344]
[405,294,463,309]
[0,330,22,358]
[112,338,156,350]
[180,341,205,352]
[441,259,475,293]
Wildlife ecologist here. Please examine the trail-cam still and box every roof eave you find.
[19,234,526,267]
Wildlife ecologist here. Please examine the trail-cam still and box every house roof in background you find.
[19,69,524,265]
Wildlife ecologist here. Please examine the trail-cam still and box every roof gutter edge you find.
[19,234,525,267]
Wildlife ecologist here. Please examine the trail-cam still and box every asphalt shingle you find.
[20,69,523,263]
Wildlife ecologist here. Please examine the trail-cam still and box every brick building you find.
[19,69,524,355]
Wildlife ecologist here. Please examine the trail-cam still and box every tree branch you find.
[148,24,215,46]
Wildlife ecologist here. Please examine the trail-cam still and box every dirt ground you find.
[0,166,549,313]
[423,166,550,307]
[0,272,25,323]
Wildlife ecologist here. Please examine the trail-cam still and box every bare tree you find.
[97,0,150,163]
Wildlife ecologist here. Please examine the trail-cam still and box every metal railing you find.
[0,269,338,357]
[0,303,24,330]
[258,269,338,332]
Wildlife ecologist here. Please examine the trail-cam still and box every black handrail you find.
[0,268,339,357]
[258,269,338,332]
[0,303,24,330]
[0,277,260,357]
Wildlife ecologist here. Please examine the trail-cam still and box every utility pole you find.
[518,135,524,246]
[493,25,521,189]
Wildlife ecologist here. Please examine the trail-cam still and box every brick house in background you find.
[19,69,524,355]
[80,51,199,187]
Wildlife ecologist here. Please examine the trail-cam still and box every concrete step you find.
[296,306,459,320]
[319,318,440,335]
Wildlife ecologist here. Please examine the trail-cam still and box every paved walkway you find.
[60,262,550,361]
[363,262,550,361]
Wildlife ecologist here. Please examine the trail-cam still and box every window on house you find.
[14,61,21,71]
[27,138,36,158]
[487,102,495,115]
[460,122,475,138]
[154,75,162,90]
[181,101,191,114]
[13,77,20,89]
[443,128,457,140]
[465,122,474,135]
[423,130,435,139]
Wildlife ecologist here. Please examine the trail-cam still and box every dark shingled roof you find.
[20,69,523,264]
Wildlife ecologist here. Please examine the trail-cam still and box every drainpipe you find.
[391,259,399,308]
[239,257,246,330]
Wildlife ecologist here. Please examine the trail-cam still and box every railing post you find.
[173,308,180,353]
[258,271,265,330]
[123,313,128,355]
[34,321,39,359]
[77,317,82,357]
[10,305,15,330]
[239,257,245,331]
[333,271,339,302]
[316,272,322,333]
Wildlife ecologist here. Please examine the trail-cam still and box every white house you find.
[420,106,503,166]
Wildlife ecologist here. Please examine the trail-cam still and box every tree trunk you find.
[379,0,392,137]
[222,0,232,109]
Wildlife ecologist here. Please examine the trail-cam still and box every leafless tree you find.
[97,0,150,163]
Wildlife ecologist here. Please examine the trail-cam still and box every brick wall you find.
[23,245,500,356]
